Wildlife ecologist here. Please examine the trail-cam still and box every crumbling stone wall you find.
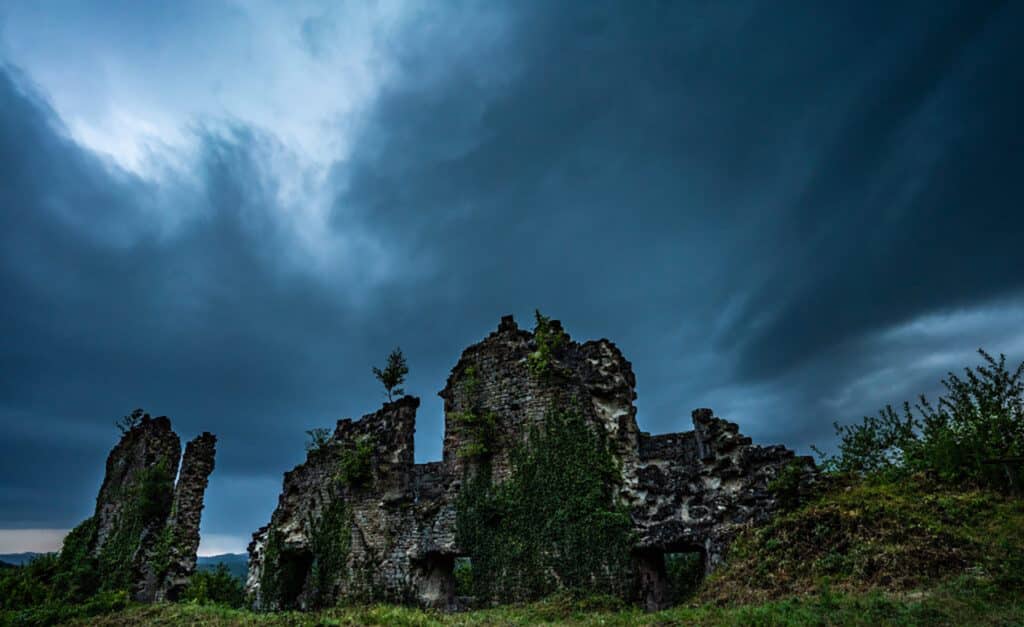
[65,414,216,602]
[247,315,815,611]
[153,431,217,601]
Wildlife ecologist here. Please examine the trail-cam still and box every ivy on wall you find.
[97,456,176,591]
[308,497,352,608]
[455,406,634,603]
[451,365,497,459]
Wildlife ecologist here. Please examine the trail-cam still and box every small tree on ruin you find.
[373,346,409,402]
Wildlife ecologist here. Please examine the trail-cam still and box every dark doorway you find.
[277,548,314,609]
[415,552,457,609]
[636,546,706,611]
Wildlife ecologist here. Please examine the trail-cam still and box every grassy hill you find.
[700,475,1024,605]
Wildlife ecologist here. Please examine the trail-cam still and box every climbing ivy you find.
[97,457,176,591]
[150,520,178,582]
[451,365,497,459]
[258,526,285,609]
[455,406,634,603]
[308,497,352,608]
[527,310,568,379]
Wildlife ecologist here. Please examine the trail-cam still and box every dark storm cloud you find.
[1,0,1023,547]
[333,0,1024,429]
[0,67,405,532]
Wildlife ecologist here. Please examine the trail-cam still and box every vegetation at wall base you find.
[455,405,634,604]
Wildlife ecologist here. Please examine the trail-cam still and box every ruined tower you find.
[247,315,814,610]
[59,413,216,602]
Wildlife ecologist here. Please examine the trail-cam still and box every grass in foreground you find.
[58,580,1023,626]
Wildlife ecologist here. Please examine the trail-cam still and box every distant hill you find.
[0,551,247,580]
[0,552,49,566]
[197,553,247,581]
[0,560,16,569]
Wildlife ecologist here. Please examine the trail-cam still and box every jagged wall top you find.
[439,314,640,482]
[246,314,815,611]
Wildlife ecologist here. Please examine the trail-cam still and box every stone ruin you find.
[247,315,816,611]
[71,413,216,602]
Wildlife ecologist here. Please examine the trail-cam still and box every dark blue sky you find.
[1,0,1022,554]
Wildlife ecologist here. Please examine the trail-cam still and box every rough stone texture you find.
[83,414,216,602]
[93,415,181,563]
[247,315,816,611]
[153,432,217,601]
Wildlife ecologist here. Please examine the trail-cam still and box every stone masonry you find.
[81,413,216,602]
[247,315,815,610]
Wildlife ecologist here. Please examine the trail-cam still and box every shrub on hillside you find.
[180,563,246,608]
[816,349,1024,492]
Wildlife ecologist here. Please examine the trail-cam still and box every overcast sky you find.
[1,0,1022,556]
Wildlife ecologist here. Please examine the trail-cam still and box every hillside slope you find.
[700,475,1024,605]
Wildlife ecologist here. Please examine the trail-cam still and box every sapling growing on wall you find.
[373,346,409,401]
[305,428,333,453]
[115,408,146,434]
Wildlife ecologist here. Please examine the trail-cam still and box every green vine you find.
[527,310,567,379]
[308,498,352,608]
[97,456,176,591]
[258,526,284,609]
[455,405,634,603]
[150,523,177,581]
[452,365,497,459]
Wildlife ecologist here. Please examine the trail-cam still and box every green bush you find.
[665,552,703,603]
[816,349,1024,492]
[180,564,246,608]
[527,310,567,379]
[453,558,473,597]
[337,434,375,487]
[768,460,810,511]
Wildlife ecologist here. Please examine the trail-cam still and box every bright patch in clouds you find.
[1,1,407,178]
